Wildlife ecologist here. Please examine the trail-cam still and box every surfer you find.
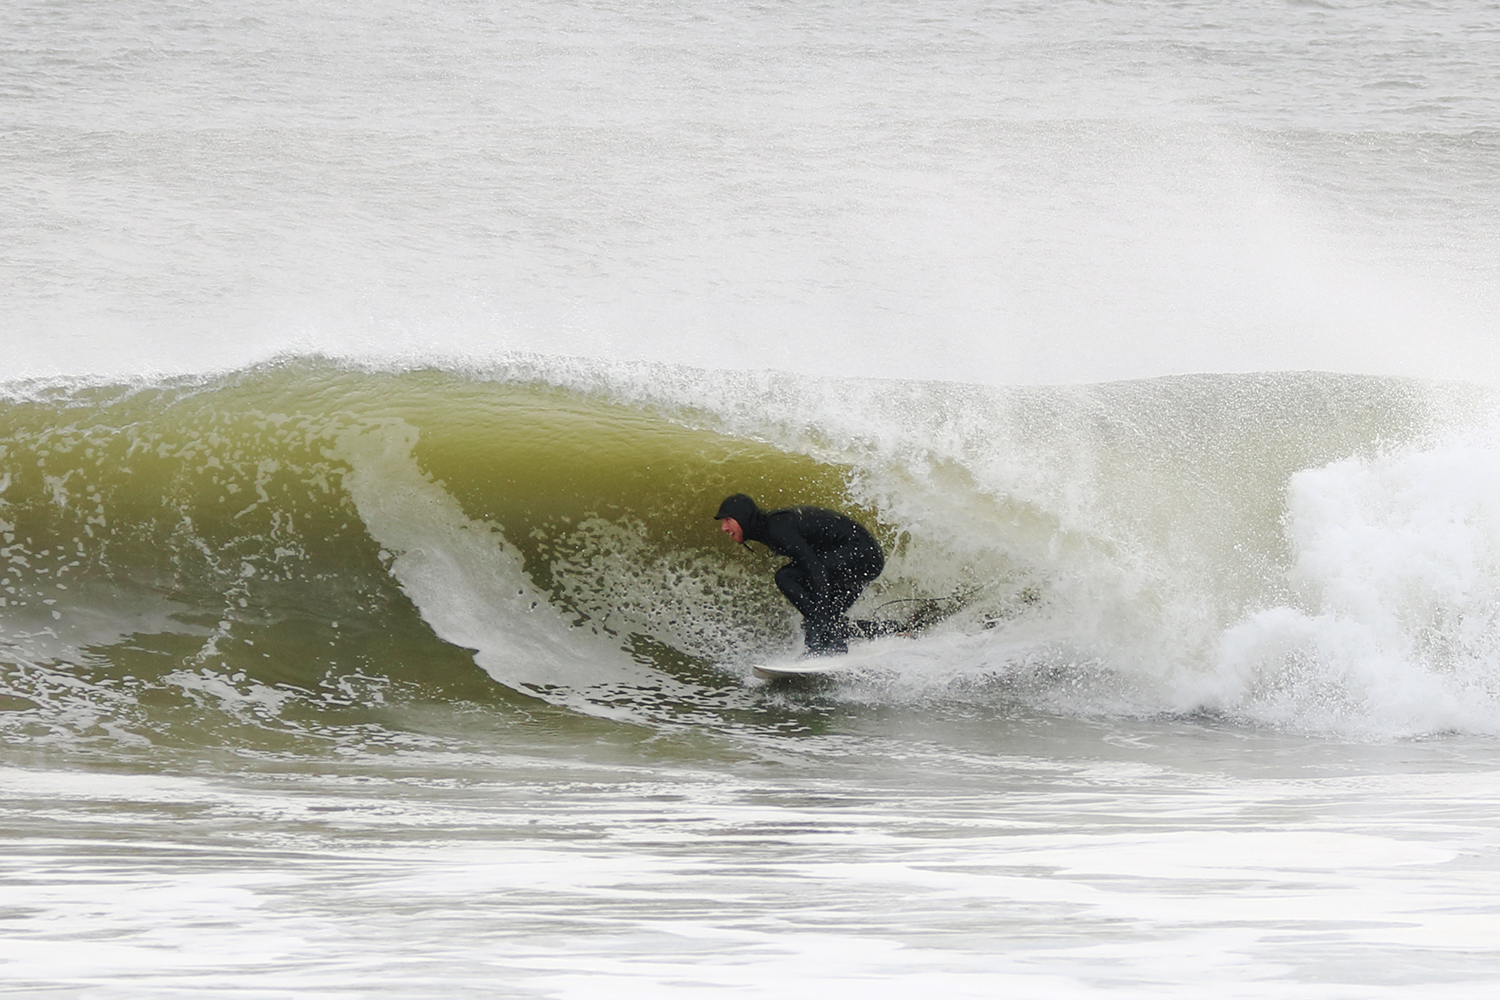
[715,493,884,655]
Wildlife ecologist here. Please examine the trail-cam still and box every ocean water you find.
[5,1,1500,996]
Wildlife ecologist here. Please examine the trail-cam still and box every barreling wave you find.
[3,354,1500,746]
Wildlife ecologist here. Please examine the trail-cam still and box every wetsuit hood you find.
[714,494,765,536]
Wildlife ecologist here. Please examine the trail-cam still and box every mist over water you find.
[5,0,1500,383]
[7,2,1500,997]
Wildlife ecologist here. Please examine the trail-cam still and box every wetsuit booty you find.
[802,618,849,656]
[852,618,906,639]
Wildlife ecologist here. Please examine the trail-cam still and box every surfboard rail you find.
[752,659,849,680]
[750,641,903,681]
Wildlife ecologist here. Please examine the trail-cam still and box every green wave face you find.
[0,361,874,750]
[397,371,870,630]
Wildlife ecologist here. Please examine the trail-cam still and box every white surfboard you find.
[751,642,902,681]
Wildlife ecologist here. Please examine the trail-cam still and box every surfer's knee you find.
[775,564,812,605]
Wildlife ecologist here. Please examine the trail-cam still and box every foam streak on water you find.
[4,726,1500,1000]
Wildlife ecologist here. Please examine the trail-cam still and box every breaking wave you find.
[3,354,1498,743]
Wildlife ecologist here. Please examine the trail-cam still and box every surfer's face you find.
[720,517,743,543]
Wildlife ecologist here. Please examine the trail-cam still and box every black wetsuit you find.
[716,494,884,654]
